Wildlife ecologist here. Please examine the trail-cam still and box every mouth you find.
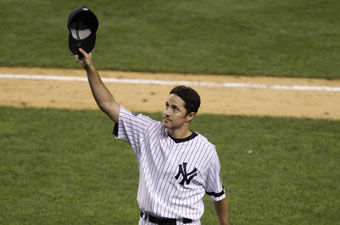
[162,117,171,122]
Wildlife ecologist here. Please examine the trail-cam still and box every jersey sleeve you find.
[113,106,154,156]
[204,148,226,201]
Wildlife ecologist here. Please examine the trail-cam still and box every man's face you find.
[162,94,192,130]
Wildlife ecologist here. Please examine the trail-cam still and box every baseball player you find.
[74,48,230,225]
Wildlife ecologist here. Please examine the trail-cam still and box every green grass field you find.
[1,0,340,78]
[1,106,339,224]
[1,0,340,224]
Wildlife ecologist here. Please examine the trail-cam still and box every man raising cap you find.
[74,48,230,225]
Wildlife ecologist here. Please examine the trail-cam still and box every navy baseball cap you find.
[67,6,98,56]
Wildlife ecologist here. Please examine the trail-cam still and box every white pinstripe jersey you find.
[114,106,226,222]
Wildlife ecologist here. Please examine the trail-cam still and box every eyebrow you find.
[165,101,180,109]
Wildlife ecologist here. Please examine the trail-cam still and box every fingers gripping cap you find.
[67,6,98,55]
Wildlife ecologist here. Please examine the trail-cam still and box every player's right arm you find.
[75,48,120,123]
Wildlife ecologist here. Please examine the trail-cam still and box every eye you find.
[172,105,179,111]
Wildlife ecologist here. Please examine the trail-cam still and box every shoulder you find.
[193,133,221,167]
[119,106,157,125]
[114,106,161,137]
[194,132,216,152]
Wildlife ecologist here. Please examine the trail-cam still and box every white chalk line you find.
[1,73,340,92]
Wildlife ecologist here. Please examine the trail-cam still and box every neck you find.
[166,127,192,139]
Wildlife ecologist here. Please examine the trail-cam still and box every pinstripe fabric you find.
[114,107,225,222]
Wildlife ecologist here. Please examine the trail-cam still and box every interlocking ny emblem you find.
[175,163,198,186]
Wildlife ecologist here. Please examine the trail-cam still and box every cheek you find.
[174,114,186,123]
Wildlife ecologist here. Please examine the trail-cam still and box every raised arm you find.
[213,198,230,225]
[75,48,120,123]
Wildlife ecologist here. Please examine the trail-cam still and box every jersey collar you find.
[169,131,198,143]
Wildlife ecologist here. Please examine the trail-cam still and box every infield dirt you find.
[1,67,340,120]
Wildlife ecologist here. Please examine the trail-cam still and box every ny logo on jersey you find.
[175,162,198,186]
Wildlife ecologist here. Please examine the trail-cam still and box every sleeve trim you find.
[113,123,118,137]
[206,186,225,197]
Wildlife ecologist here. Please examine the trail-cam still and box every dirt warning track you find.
[1,67,340,120]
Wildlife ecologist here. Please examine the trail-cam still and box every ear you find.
[185,112,196,122]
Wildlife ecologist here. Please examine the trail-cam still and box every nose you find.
[163,107,170,117]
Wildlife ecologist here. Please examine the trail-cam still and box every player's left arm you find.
[212,198,230,225]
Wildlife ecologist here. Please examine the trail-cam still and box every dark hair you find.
[170,86,201,114]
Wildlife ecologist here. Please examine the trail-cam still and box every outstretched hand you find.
[75,48,93,69]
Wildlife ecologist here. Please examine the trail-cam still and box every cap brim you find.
[68,33,96,55]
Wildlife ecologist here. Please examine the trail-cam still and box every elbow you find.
[98,101,119,123]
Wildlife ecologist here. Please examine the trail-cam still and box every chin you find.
[162,121,168,128]
[162,120,171,128]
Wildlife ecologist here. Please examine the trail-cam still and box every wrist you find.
[84,63,95,71]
